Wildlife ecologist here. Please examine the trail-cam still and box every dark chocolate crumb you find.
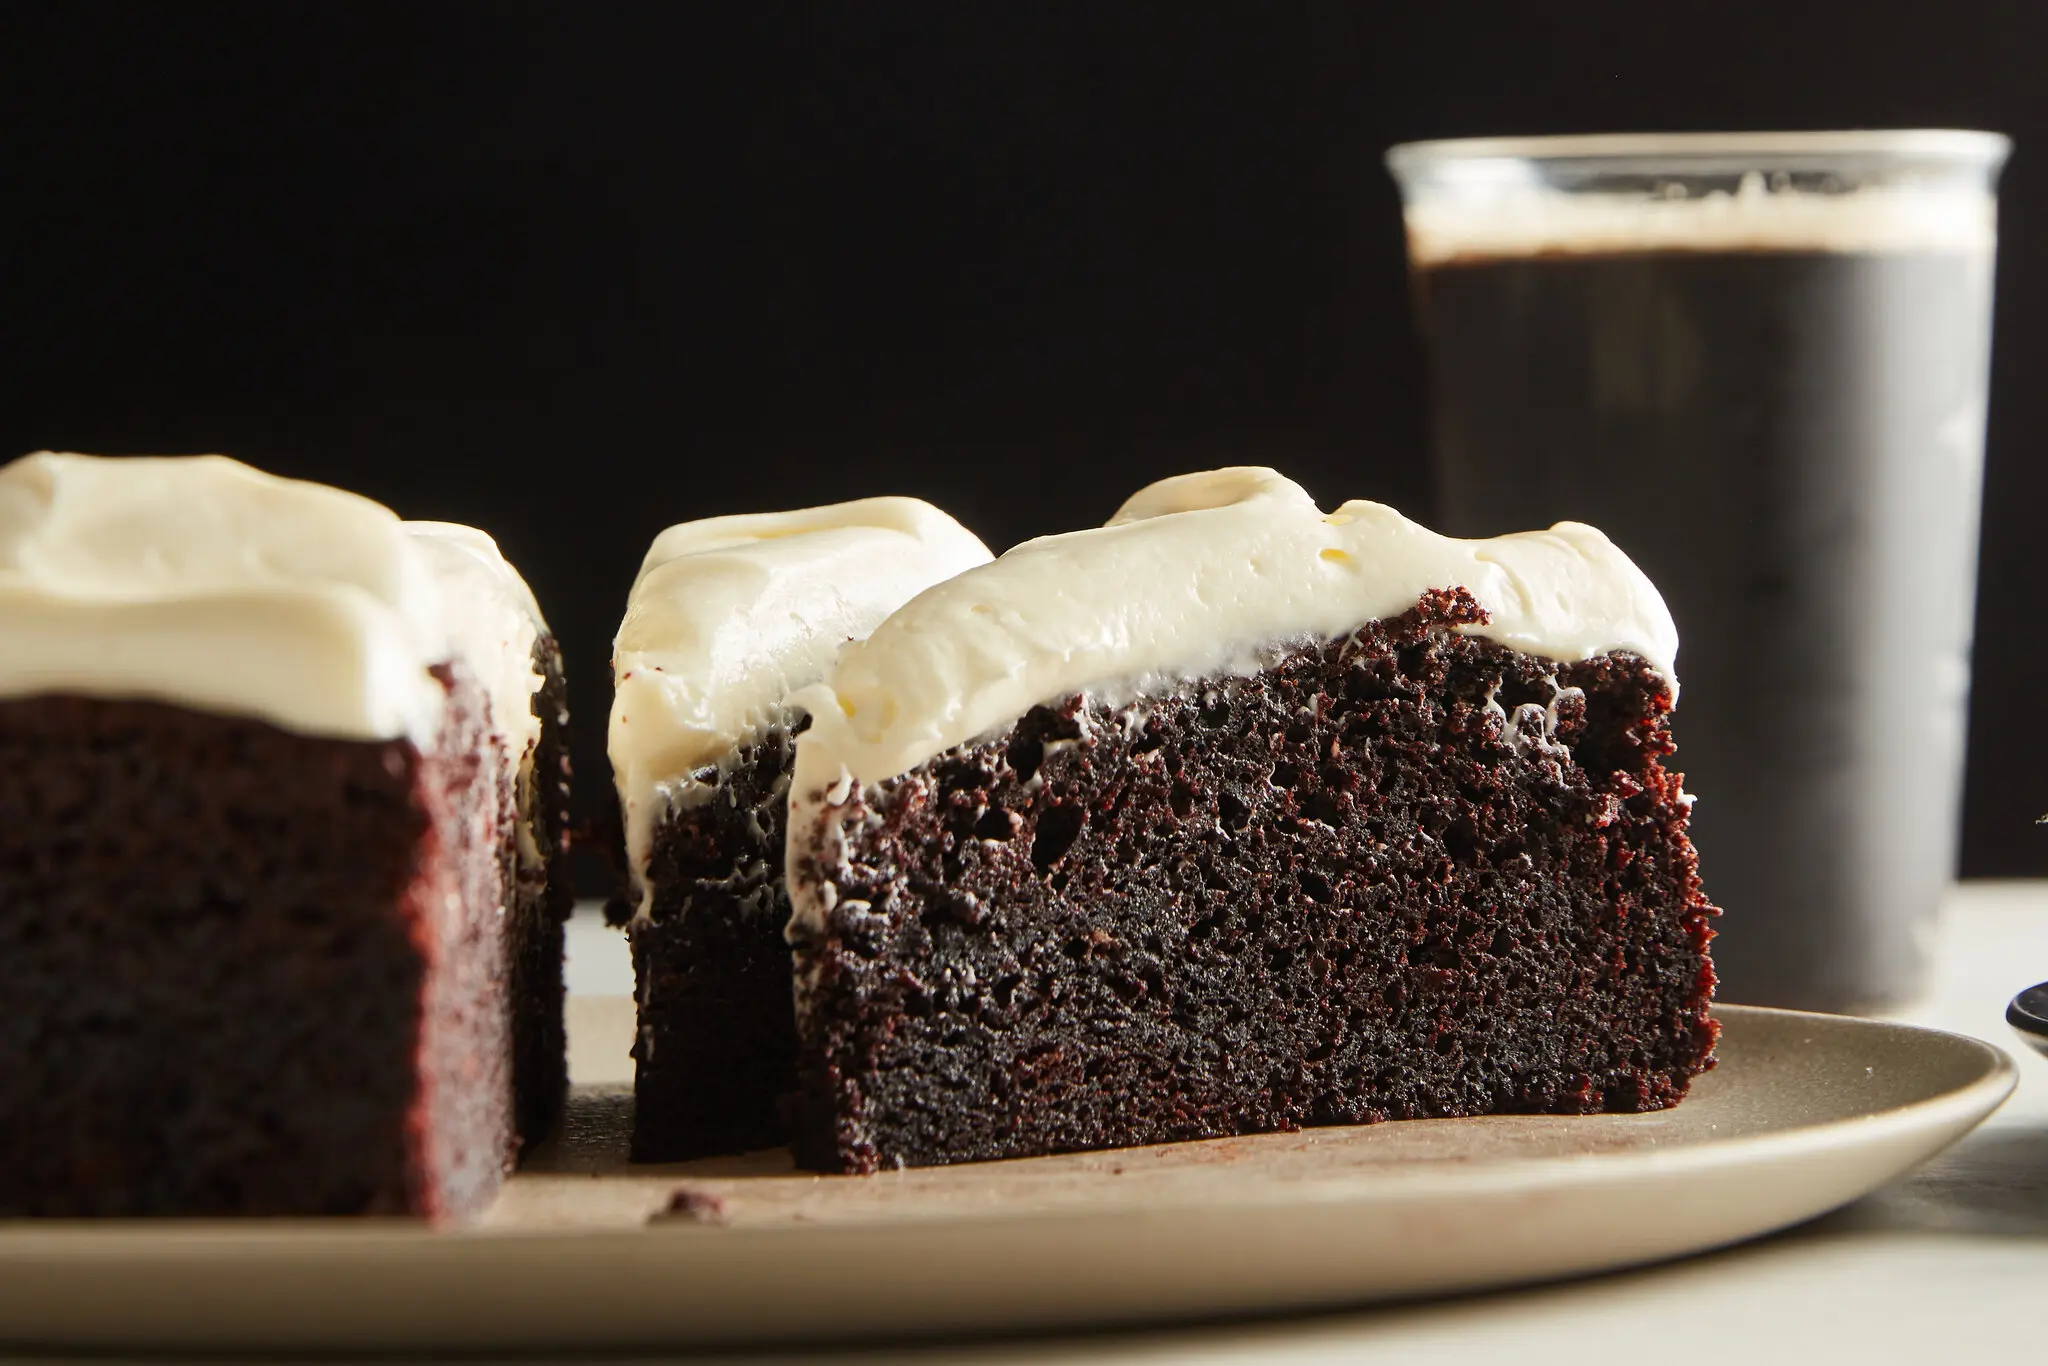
[657,1185,732,1225]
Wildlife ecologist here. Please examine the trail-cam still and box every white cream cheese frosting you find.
[608,497,992,909]
[0,453,551,771]
[405,520,549,774]
[789,467,1679,803]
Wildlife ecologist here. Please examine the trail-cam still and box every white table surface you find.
[563,882,2048,1366]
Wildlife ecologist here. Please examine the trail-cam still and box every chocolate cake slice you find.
[609,500,990,1161]
[0,453,570,1220]
[784,467,1718,1173]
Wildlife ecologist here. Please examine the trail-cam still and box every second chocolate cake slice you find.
[608,499,990,1160]
[784,467,1719,1173]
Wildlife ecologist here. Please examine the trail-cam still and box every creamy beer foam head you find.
[1403,171,2000,265]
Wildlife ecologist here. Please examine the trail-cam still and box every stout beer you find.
[1391,135,2007,1010]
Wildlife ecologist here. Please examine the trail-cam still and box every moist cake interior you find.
[787,590,1718,1173]
[0,675,516,1217]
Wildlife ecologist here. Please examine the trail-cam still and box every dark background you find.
[5,3,2043,875]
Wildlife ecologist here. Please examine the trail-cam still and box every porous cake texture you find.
[787,591,1715,1171]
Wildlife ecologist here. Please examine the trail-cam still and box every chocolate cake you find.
[784,468,1718,1173]
[0,454,570,1220]
[609,501,990,1161]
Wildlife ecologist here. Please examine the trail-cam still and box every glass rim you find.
[1387,129,2012,176]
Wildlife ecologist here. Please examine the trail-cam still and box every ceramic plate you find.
[0,1000,2013,1354]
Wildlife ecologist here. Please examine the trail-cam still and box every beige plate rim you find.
[0,1004,2017,1353]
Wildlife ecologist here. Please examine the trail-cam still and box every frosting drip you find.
[608,498,991,909]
